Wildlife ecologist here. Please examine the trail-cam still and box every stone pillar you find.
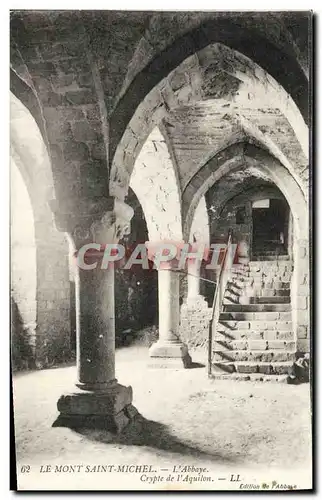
[50,196,138,432]
[149,269,192,368]
[187,258,201,300]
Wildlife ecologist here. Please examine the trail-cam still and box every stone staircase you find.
[211,258,295,381]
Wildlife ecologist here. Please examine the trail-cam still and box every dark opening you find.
[252,198,289,257]
[236,206,246,224]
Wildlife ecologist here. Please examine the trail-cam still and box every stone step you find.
[213,348,296,362]
[246,275,293,281]
[211,361,293,375]
[249,261,293,268]
[213,339,295,350]
[219,311,292,321]
[252,255,290,261]
[242,271,292,278]
[224,303,291,312]
[242,273,292,281]
[214,330,294,341]
[217,319,293,332]
[239,296,290,305]
[252,251,288,256]
[209,373,289,383]
[223,294,290,305]
[243,287,290,296]
[223,296,241,305]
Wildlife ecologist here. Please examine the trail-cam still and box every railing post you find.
[207,230,233,378]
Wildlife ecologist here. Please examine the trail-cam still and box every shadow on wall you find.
[11,296,35,371]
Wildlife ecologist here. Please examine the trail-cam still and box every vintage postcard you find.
[10,9,312,491]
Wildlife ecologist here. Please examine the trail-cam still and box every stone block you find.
[264,330,278,340]
[72,120,100,142]
[297,339,310,353]
[296,310,309,325]
[215,340,247,350]
[277,321,293,330]
[254,312,279,321]
[149,341,192,368]
[238,321,250,330]
[57,383,133,416]
[270,363,293,375]
[272,352,296,362]
[211,362,236,374]
[51,73,76,89]
[297,325,308,339]
[298,285,310,296]
[267,340,295,350]
[248,340,268,350]
[91,142,106,160]
[278,312,293,323]
[62,141,90,161]
[53,408,132,433]
[260,352,275,362]
[65,89,95,105]
[236,363,258,374]
[250,321,268,330]
[83,104,101,121]
[277,331,294,340]
[246,331,263,340]
[297,296,308,310]
[75,72,95,89]
[258,363,272,375]
[44,91,66,107]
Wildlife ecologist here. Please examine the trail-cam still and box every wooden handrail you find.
[208,229,233,376]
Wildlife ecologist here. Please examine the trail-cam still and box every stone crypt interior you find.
[10,10,311,477]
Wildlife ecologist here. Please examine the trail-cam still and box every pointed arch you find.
[129,126,183,241]
[10,92,71,366]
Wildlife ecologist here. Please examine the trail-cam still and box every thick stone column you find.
[50,196,138,432]
[149,269,192,368]
[187,258,201,300]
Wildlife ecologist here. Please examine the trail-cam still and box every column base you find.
[148,341,192,368]
[52,383,137,433]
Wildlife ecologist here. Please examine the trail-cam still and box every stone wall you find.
[180,298,212,349]
[292,238,310,354]
[11,158,71,369]
[11,161,37,369]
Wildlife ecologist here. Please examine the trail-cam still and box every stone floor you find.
[13,345,312,491]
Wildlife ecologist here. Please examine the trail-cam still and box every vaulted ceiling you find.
[10,10,310,216]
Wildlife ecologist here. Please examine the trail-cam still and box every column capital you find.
[49,196,134,248]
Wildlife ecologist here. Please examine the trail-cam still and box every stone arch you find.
[111,15,307,159]
[207,180,293,261]
[183,141,309,353]
[10,68,48,146]
[10,92,71,367]
[182,142,307,242]
[110,42,307,200]
[189,195,210,245]
[129,126,183,241]
[207,178,287,226]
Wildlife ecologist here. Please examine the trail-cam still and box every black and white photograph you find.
[9,9,312,491]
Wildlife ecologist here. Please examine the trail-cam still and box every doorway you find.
[252,198,289,257]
